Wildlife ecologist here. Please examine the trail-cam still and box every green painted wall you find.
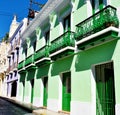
[24,80,30,97]
[33,78,41,97]
[72,40,118,102]
[36,37,45,51]
[18,82,23,99]
[36,65,50,79]
[51,56,73,76]
[72,4,87,31]
[112,40,120,104]
[17,0,120,110]
[48,75,59,99]
[72,70,91,101]
[50,24,60,41]
[111,0,120,7]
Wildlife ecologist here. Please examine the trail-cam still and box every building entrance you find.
[95,62,115,115]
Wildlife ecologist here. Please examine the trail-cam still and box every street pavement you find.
[0,98,33,115]
[0,96,69,115]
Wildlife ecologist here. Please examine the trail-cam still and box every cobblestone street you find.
[0,98,33,115]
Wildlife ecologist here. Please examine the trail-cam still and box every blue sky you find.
[0,0,47,40]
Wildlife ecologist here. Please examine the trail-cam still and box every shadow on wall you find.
[77,0,86,9]
[75,40,117,72]
[51,56,73,76]
[19,71,26,82]
[36,64,50,79]
[27,69,36,81]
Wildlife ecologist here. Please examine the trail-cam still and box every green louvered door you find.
[62,72,71,111]
[43,77,48,107]
[95,62,115,115]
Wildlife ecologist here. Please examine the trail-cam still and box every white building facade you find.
[6,17,28,97]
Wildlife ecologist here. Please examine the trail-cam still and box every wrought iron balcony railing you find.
[75,5,119,41]
[34,45,49,61]
[25,55,34,66]
[49,31,75,54]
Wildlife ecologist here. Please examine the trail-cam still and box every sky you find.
[0,0,48,40]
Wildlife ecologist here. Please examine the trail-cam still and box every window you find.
[25,48,27,58]
[63,14,71,32]
[16,49,19,64]
[33,40,36,51]
[45,31,50,45]
[92,0,107,13]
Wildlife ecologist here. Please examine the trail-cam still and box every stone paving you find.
[0,96,69,115]
[0,98,33,115]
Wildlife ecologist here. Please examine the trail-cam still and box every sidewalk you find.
[33,109,69,115]
[0,96,70,115]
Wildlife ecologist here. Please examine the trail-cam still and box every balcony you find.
[34,45,50,66]
[49,31,75,60]
[18,60,25,70]
[24,54,35,68]
[75,5,119,50]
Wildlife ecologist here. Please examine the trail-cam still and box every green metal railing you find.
[75,5,119,41]
[18,60,24,70]
[34,45,49,61]
[25,55,34,66]
[49,31,75,54]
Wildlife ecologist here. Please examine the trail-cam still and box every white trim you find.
[50,46,75,58]
[35,57,50,64]
[18,68,26,73]
[25,63,35,69]
[76,26,119,45]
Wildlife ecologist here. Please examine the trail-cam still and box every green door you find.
[62,72,71,111]
[43,77,48,107]
[95,62,115,115]
[30,79,34,103]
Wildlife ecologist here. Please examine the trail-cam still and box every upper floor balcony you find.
[18,60,25,70]
[34,45,50,66]
[49,31,75,60]
[24,54,35,69]
[75,5,119,50]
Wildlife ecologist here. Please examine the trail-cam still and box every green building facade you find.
[17,0,120,115]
